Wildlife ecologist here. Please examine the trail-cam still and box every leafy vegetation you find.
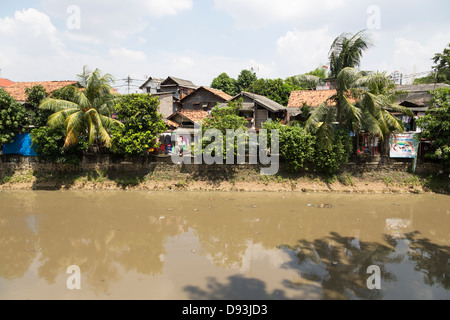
[39,66,123,149]
[416,87,450,169]
[413,44,450,85]
[263,121,351,174]
[30,126,88,165]
[201,98,248,159]
[0,88,28,146]
[111,94,166,156]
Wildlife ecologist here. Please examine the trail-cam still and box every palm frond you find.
[64,128,79,148]
[64,111,85,139]
[47,108,79,128]
[361,108,384,137]
[305,101,335,132]
[39,98,79,112]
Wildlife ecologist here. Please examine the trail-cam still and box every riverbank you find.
[1,163,448,194]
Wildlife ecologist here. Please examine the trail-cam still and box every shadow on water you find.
[277,231,450,300]
[182,231,450,300]
[183,275,289,300]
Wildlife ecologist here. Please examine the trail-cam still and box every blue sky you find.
[1,0,449,93]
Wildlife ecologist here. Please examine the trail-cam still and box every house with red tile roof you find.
[3,81,81,102]
[0,78,15,88]
[166,109,209,127]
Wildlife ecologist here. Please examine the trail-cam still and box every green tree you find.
[110,94,166,156]
[24,85,50,128]
[39,66,123,149]
[236,69,257,93]
[306,68,412,154]
[263,121,351,174]
[263,121,316,172]
[413,44,450,85]
[211,72,238,96]
[355,71,413,155]
[51,85,79,102]
[416,87,450,169]
[247,78,296,106]
[0,89,28,147]
[286,66,328,90]
[201,99,247,159]
[30,126,88,165]
[328,30,373,78]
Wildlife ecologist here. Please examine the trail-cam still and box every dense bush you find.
[30,126,88,165]
[0,89,27,146]
[314,130,353,174]
[25,85,50,128]
[111,94,166,156]
[416,87,450,170]
[263,121,352,174]
[201,99,248,160]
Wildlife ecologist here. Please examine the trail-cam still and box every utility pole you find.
[127,75,131,94]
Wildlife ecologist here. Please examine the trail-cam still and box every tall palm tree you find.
[306,68,413,154]
[328,30,373,78]
[354,72,413,155]
[39,66,123,149]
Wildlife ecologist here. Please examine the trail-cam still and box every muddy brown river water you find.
[0,190,449,300]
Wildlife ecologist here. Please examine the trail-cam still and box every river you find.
[0,190,449,300]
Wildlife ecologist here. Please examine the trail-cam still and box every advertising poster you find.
[389,134,418,159]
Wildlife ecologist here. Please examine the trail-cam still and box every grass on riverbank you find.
[0,167,449,194]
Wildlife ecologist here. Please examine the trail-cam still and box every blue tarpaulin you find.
[2,133,37,156]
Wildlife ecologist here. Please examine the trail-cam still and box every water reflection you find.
[0,191,448,299]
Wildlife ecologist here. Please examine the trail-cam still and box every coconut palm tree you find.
[306,30,412,153]
[354,72,413,154]
[328,30,373,78]
[39,66,123,149]
[306,68,413,154]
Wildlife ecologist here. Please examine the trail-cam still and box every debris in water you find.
[307,204,313,207]
[331,261,338,266]
[317,203,332,209]
[159,216,166,220]
[193,208,198,211]
[191,249,196,253]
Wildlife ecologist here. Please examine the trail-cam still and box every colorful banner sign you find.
[389,133,418,159]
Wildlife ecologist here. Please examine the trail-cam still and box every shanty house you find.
[180,86,232,111]
[139,77,164,94]
[287,89,337,121]
[223,92,288,129]
[159,76,198,100]
[395,83,450,132]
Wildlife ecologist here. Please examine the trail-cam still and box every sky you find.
[0,0,449,93]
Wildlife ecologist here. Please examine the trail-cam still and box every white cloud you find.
[393,33,448,72]
[41,0,193,43]
[142,0,193,17]
[0,8,64,56]
[214,0,348,29]
[276,26,333,74]
[110,47,147,62]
